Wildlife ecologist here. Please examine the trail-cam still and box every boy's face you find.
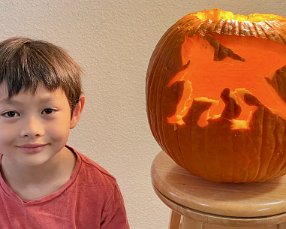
[0,83,83,167]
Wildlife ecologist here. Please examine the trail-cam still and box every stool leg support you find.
[169,211,181,229]
[169,212,205,229]
[181,216,204,229]
[278,222,286,229]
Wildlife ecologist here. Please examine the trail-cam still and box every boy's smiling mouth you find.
[16,143,49,154]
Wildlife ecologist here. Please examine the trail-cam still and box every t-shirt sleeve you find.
[101,182,129,229]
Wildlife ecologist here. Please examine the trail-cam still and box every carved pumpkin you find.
[146,9,286,182]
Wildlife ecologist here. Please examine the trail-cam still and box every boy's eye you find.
[42,108,57,115]
[1,111,20,118]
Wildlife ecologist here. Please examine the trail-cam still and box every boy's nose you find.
[20,116,45,138]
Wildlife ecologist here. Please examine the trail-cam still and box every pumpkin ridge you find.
[201,19,215,35]
[263,114,275,182]
[222,19,234,34]
[246,21,258,37]
[190,19,208,36]
[252,22,262,38]
[261,108,276,180]
[202,120,210,179]
[167,27,195,165]
[146,56,160,144]
[180,100,202,177]
[267,119,277,176]
[189,17,210,36]
[156,25,189,165]
[165,19,204,164]
[254,22,270,40]
[213,19,225,34]
[251,106,264,181]
[270,118,285,177]
[257,108,268,181]
[176,124,189,171]
[242,21,253,37]
[231,130,240,182]
[271,117,286,178]
[255,21,271,40]
[149,27,177,146]
[222,19,231,34]
[171,92,190,166]
[264,21,285,43]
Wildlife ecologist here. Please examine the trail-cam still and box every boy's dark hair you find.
[0,37,82,111]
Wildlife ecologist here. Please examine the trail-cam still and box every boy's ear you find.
[70,94,85,129]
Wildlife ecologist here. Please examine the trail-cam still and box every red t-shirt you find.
[0,146,129,229]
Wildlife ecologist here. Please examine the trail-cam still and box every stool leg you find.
[181,216,204,229]
[278,222,286,229]
[169,210,181,229]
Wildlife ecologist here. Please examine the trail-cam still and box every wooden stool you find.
[151,151,286,229]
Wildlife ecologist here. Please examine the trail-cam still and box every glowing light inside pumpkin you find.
[195,8,284,22]
[167,34,286,129]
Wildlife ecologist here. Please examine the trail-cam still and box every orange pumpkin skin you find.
[146,9,286,183]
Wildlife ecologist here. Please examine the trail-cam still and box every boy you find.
[0,37,129,228]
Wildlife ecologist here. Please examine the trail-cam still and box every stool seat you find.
[151,151,286,228]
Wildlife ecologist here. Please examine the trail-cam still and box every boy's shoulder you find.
[69,146,118,189]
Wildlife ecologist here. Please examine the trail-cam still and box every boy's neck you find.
[1,146,76,200]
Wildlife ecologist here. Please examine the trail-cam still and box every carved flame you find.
[167,34,286,129]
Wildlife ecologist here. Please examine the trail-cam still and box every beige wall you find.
[0,0,285,228]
